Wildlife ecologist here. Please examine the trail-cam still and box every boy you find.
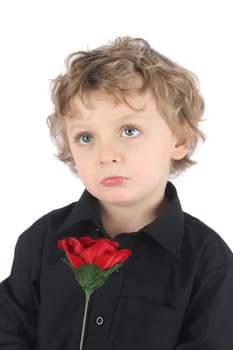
[0,36,233,350]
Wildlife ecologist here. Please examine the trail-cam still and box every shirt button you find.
[96,228,99,232]
[96,316,104,326]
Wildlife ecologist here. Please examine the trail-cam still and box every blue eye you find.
[79,134,93,144]
[121,126,140,137]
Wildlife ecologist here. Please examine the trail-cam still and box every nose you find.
[97,142,123,165]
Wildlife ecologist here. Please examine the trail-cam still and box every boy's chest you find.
[37,237,193,350]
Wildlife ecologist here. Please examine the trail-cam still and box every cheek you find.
[70,151,86,174]
[130,144,171,174]
[72,153,98,188]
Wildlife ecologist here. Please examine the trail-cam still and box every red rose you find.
[58,236,132,350]
[57,236,132,270]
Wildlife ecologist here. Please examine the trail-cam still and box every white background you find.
[0,0,232,280]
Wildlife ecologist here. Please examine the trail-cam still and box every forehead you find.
[68,90,155,120]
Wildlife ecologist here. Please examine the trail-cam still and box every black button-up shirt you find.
[0,182,233,349]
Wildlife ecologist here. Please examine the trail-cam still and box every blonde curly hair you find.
[47,36,205,175]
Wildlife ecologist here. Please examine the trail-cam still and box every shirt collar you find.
[56,181,184,259]
[141,182,184,258]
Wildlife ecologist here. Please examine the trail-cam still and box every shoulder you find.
[17,201,78,248]
[7,201,81,278]
[10,201,79,272]
[183,212,233,274]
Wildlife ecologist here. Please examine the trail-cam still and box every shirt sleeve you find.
[175,263,233,349]
[0,225,42,349]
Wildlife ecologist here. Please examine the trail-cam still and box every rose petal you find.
[79,236,96,248]
[79,236,119,249]
[81,239,119,264]
[66,252,85,269]
[95,249,132,270]
[58,237,84,255]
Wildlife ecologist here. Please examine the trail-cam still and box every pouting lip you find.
[100,176,130,185]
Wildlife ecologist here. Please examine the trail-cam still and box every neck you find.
[99,188,168,238]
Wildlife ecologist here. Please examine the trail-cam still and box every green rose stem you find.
[79,290,92,350]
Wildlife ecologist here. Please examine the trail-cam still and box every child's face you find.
[65,90,188,208]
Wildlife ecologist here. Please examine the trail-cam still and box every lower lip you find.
[100,177,129,186]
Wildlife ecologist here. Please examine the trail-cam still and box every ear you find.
[171,137,189,160]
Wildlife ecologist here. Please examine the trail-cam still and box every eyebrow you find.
[69,114,144,132]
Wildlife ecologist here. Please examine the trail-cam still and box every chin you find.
[100,192,136,206]
[89,186,137,205]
